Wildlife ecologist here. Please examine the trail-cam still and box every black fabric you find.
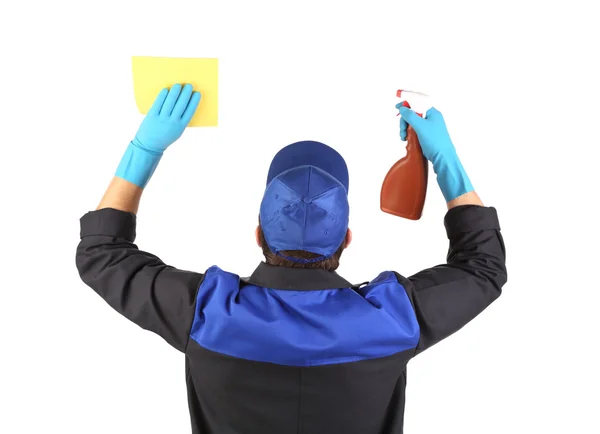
[444,204,501,235]
[79,207,137,240]
[76,208,204,352]
[75,204,508,433]
[244,261,355,290]
[186,340,413,434]
[398,205,507,355]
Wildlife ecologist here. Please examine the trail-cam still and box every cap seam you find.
[262,177,303,227]
[301,167,313,250]
[310,184,347,222]
[311,183,344,200]
[273,166,344,201]
[311,201,338,223]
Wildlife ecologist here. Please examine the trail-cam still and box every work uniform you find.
[76,203,506,434]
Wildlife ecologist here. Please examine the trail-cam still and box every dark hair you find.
[257,225,345,271]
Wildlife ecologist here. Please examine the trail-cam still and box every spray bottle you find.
[380,90,433,220]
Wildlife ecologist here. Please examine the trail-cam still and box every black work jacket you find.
[76,205,507,433]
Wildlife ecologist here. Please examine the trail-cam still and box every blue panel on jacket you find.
[189,266,420,366]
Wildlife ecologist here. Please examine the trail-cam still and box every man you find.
[76,83,507,433]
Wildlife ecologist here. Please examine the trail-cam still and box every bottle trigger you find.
[396,100,411,116]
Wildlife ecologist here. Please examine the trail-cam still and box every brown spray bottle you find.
[380,90,432,220]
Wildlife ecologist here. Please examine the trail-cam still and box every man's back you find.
[187,265,416,433]
[77,204,506,433]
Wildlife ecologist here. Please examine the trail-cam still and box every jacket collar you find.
[243,261,355,291]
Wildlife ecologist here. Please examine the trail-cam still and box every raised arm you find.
[75,84,204,352]
[395,105,507,355]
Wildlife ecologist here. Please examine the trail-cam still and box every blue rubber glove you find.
[116,83,201,187]
[396,104,473,202]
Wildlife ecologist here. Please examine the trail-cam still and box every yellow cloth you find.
[132,56,218,127]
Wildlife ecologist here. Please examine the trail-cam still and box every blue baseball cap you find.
[259,140,350,262]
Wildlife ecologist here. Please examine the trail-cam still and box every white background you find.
[1,0,599,433]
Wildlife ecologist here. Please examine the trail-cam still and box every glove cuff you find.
[432,155,474,202]
[115,141,163,188]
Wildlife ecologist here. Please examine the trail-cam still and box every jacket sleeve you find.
[75,207,204,352]
[395,205,507,355]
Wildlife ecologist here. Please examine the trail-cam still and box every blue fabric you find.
[260,166,350,260]
[189,267,420,367]
[266,140,349,192]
